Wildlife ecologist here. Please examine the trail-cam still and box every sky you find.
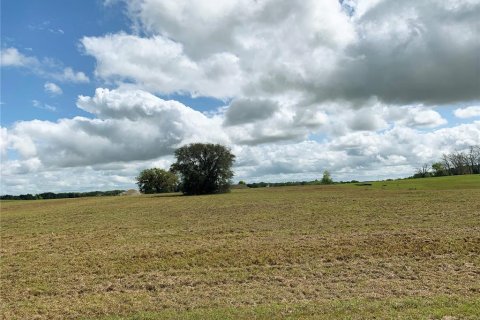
[1,0,480,194]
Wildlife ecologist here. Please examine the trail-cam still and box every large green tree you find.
[321,170,334,185]
[170,143,235,195]
[136,168,178,194]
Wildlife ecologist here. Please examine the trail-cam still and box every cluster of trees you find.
[0,190,124,201]
[414,146,480,178]
[137,143,235,195]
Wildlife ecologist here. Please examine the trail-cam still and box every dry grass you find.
[1,178,480,319]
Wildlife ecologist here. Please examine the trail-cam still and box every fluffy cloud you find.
[126,0,355,58]
[81,0,356,100]
[6,88,227,168]
[394,106,447,128]
[44,82,63,96]
[454,106,480,119]
[82,33,240,97]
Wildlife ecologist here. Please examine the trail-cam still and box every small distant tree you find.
[136,168,178,194]
[321,170,334,184]
[170,143,235,195]
[238,180,246,185]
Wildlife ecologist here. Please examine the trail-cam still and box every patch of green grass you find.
[1,177,479,319]
[99,297,480,320]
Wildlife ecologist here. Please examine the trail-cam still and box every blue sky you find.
[1,0,126,124]
[1,0,479,194]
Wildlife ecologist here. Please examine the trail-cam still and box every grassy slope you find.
[357,174,480,190]
[1,175,479,319]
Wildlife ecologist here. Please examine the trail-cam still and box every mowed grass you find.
[1,176,479,319]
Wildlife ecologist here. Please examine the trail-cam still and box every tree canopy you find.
[170,143,235,195]
[321,170,334,184]
[136,168,178,194]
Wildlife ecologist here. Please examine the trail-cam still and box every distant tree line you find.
[0,190,125,201]
[246,171,338,188]
[413,146,480,178]
[246,179,351,188]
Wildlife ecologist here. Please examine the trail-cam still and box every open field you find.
[1,176,480,319]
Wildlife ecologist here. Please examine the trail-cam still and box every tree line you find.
[413,146,480,178]
[245,171,336,188]
[0,190,125,201]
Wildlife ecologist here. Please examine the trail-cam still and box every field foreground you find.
[1,176,480,319]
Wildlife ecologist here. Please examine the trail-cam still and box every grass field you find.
[364,175,480,190]
[1,175,479,319]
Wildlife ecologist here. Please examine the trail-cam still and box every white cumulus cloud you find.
[454,106,480,119]
[6,88,228,168]
[44,82,63,96]
[82,33,240,98]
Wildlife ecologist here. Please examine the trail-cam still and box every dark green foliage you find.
[321,170,334,184]
[136,168,178,194]
[431,162,446,176]
[246,182,270,188]
[170,143,235,195]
